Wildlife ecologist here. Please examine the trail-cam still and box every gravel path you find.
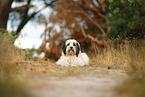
[27,68,126,97]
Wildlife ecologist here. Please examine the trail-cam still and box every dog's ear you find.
[61,41,66,55]
[76,42,81,57]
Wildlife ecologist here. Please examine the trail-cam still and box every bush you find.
[105,0,145,44]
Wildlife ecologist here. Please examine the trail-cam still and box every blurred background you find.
[0,0,145,97]
[0,0,144,59]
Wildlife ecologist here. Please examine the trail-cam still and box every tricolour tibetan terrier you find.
[56,39,89,66]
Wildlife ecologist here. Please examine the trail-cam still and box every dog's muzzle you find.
[68,46,75,55]
[70,47,73,50]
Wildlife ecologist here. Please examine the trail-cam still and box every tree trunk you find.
[0,0,14,29]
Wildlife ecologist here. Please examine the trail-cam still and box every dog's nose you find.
[70,47,73,50]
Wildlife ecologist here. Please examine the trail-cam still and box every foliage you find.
[0,28,8,34]
[38,0,145,59]
[105,0,145,44]
[23,48,35,60]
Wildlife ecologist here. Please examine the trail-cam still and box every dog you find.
[56,39,89,66]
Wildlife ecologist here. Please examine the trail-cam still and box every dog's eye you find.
[67,43,70,46]
[73,43,76,46]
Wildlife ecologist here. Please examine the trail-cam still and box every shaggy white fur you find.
[56,53,89,66]
[56,39,89,66]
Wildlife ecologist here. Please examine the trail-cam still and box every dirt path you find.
[26,68,126,97]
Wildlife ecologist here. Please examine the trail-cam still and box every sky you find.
[7,1,52,49]
[13,23,44,49]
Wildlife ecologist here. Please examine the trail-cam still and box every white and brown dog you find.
[56,39,89,66]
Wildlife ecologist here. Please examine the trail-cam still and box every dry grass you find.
[87,41,145,97]
[1,30,145,97]
[16,42,134,76]
[0,32,31,97]
[90,43,135,69]
[115,41,145,97]
[16,60,106,77]
[14,41,145,97]
[0,33,20,78]
[0,34,20,65]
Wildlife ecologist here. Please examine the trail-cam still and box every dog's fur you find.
[56,39,89,66]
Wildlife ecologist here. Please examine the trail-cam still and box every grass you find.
[0,32,31,97]
[14,41,145,97]
[90,44,131,69]
[0,32,20,78]
[89,41,145,97]
[16,41,137,77]
[115,41,145,97]
[1,29,145,97]
[16,60,108,77]
[0,79,31,97]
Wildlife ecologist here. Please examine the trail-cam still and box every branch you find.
[82,11,106,36]
[79,23,110,48]
[76,0,109,24]
[44,0,57,7]
[86,0,111,32]
[10,4,34,12]
[137,7,141,19]
[14,8,44,35]
[74,3,106,35]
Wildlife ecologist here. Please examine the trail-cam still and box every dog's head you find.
[61,39,81,57]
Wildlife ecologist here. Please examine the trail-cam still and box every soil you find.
[24,67,126,97]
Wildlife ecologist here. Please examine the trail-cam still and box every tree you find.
[0,0,14,29]
[0,0,57,36]
[105,0,145,44]
[38,0,145,59]
[37,0,110,59]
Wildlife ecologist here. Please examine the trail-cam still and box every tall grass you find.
[116,41,145,97]
[90,43,130,69]
[0,34,19,65]
[90,40,145,97]
[0,31,31,97]
[0,32,19,78]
